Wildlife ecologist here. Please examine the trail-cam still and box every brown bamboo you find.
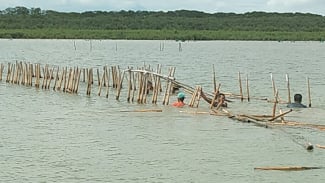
[212,64,216,93]
[272,90,279,118]
[286,74,291,103]
[47,67,54,89]
[6,63,11,82]
[105,67,110,98]
[53,66,59,90]
[0,63,3,81]
[98,70,105,96]
[210,83,221,109]
[246,74,250,102]
[254,166,322,171]
[127,69,132,102]
[307,77,311,107]
[238,71,243,102]
[97,68,100,86]
[116,70,125,100]
[271,73,276,96]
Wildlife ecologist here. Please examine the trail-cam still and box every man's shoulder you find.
[287,102,307,108]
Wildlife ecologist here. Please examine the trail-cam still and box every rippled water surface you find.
[1,39,325,182]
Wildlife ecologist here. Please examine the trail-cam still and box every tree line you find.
[1,6,325,40]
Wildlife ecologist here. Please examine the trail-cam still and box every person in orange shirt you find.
[172,92,186,107]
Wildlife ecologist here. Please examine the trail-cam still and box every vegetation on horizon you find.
[1,6,325,41]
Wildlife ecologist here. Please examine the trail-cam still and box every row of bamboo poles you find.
[0,61,204,107]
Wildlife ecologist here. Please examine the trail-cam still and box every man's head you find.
[177,92,185,102]
[294,94,302,103]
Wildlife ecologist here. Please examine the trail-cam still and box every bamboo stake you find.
[286,74,291,103]
[213,64,216,93]
[6,63,11,82]
[63,67,67,92]
[97,68,100,86]
[270,73,276,96]
[131,71,137,102]
[210,83,221,109]
[272,90,279,118]
[98,71,105,96]
[116,70,125,100]
[307,77,311,107]
[254,166,322,171]
[127,69,132,102]
[82,68,85,82]
[238,71,243,101]
[105,67,110,98]
[73,68,80,93]
[0,63,3,81]
[47,67,54,89]
[246,74,250,102]
[53,66,59,90]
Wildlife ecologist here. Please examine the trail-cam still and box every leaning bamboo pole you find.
[116,70,125,100]
[307,77,311,107]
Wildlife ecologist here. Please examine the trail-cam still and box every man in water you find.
[172,92,185,107]
[287,94,307,108]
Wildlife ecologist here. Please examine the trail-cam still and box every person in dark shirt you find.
[287,94,307,108]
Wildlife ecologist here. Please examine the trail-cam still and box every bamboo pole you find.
[47,67,54,89]
[131,71,137,102]
[105,67,110,98]
[127,69,132,102]
[272,90,279,118]
[116,70,125,100]
[270,73,276,96]
[238,71,243,102]
[97,68,100,86]
[6,63,11,82]
[307,77,311,107]
[53,66,59,90]
[246,74,250,102]
[254,166,322,171]
[73,68,80,93]
[213,64,216,93]
[286,74,291,103]
[210,83,221,109]
[98,70,105,96]
[0,63,3,81]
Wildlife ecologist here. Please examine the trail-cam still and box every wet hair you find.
[294,94,302,103]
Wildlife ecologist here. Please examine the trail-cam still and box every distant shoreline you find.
[1,29,325,41]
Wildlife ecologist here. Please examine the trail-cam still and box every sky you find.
[0,0,324,15]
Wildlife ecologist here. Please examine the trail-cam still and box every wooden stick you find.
[268,109,292,121]
[286,74,291,103]
[254,166,322,171]
[307,77,311,107]
[246,74,250,102]
[238,71,243,102]
[116,70,125,100]
[98,71,105,96]
[213,64,216,93]
[272,90,279,118]
[210,83,220,109]
[271,73,276,96]
[120,109,163,112]
[105,67,110,98]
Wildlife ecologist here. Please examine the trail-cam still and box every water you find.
[1,39,325,182]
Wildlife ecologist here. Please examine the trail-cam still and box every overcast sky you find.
[0,0,324,15]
